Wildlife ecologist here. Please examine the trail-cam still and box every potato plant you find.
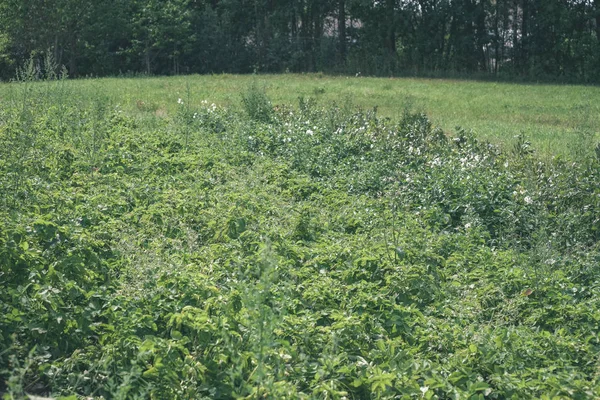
[1,80,599,399]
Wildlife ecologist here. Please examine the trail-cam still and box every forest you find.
[1,0,600,81]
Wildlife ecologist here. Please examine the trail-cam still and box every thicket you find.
[1,75,600,398]
[1,0,600,82]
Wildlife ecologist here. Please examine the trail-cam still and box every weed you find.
[241,83,273,123]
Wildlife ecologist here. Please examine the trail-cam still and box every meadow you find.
[1,71,600,399]
[1,73,597,157]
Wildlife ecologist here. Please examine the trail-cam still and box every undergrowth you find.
[1,76,600,399]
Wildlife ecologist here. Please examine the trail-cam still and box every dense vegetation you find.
[2,72,598,158]
[1,70,600,399]
[1,0,600,82]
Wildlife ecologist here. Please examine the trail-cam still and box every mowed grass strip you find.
[1,73,599,156]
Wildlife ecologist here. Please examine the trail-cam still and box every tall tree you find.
[1,0,599,81]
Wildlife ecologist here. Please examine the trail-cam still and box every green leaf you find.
[171,330,183,340]
[470,381,490,392]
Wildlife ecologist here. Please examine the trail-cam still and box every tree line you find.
[1,0,599,82]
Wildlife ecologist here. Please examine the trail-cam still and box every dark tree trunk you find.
[512,0,519,71]
[291,0,297,39]
[521,0,529,74]
[445,12,457,70]
[338,0,346,62]
[595,0,600,43]
[385,0,396,54]
[501,0,509,71]
[312,0,323,71]
[438,18,447,71]
[475,0,488,71]
[299,3,309,71]
[69,33,78,77]
[494,0,500,74]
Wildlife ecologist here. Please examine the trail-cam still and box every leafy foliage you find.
[1,0,600,81]
[1,78,600,399]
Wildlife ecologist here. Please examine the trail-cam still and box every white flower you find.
[177,98,183,104]
[464,223,472,229]
[306,129,314,136]
[524,196,533,204]
[356,356,369,367]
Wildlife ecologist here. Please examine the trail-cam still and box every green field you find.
[1,75,600,399]
[2,74,597,156]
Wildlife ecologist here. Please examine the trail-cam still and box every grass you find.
[1,74,600,398]
[2,73,597,157]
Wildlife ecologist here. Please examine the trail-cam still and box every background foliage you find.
[1,0,600,82]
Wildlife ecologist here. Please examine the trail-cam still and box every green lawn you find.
[4,73,595,157]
